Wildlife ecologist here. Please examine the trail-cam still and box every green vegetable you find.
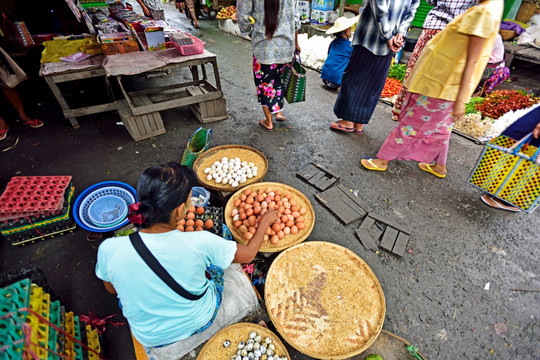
[407,345,423,360]
[465,97,484,115]
[387,64,407,82]
[365,355,383,360]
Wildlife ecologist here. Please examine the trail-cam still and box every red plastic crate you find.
[172,34,205,56]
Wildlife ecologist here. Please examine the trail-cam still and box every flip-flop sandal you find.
[275,116,287,122]
[480,195,521,212]
[330,122,354,133]
[0,128,8,141]
[361,158,387,171]
[22,119,44,128]
[259,119,273,132]
[418,163,446,178]
[354,129,364,135]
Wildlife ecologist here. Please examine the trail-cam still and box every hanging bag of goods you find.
[282,52,307,104]
[180,127,213,168]
[469,133,540,213]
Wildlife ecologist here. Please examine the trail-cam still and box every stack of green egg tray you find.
[0,279,102,359]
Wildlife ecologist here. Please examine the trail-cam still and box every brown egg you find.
[233,220,242,228]
[265,187,273,193]
[245,188,252,196]
[299,207,307,215]
[186,219,195,227]
[240,194,247,201]
[291,211,300,218]
[277,231,284,239]
[195,219,204,228]
[246,208,254,217]
[265,226,272,235]
[290,225,298,234]
[253,207,261,215]
[230,209,239,217]
[246,197,254,205]
[261,201,268,208]
[185,226,194,232]
[280,223,285,230]
[196,207,205,215]
[264,235,269,242]
[297,222,305,230]
[286,220,295,227]
[188,206,196,213]
[249,226,256,234]
[234,199,241,207]
[260,208,268,216]
[268,201,276,209]
[291,205,299,212]
[239,213,247,220]
[243,220,250,227]
[178,219,186,226]
[290,200,297,206]
[195,226,204,231]
[239,225,248,233]
[296,216,305,223]
[257,194,265,202]
[284,202,291,209]
[278,206,285,213]
[284,209,291,215]
[248,215,257,226]
[205,219,213,229]
[187,212,196,220]
[244,203,252,210]
[283,227,291,235]
[177,225,184,232]
[270,235,279,244]
[274,195,281,202]
[281,215,289,223]
[243,232,253,241]
[285,193,292,200]
[275,190,282,196]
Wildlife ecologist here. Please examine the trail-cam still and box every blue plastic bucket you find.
[191,187,210,207]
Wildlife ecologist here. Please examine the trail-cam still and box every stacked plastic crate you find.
[0,176,76,246]
[0,279,102,359]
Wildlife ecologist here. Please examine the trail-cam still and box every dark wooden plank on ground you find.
[312,162,340,180]
[308,171,326,186]
[297,164,320,181]
[312,174,331,189]
[359,216,375,231]
[315,187,363,224]
[337,184,373,213]
[355,229,379,251]
[392,232,410,256]
[380,227,399,252]
[368,212,412,234]
[318,176,339,191]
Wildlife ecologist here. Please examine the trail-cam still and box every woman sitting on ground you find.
[320,16,358,92]
[96,163,278,359]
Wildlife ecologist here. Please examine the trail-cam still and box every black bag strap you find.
[129,232,206,301]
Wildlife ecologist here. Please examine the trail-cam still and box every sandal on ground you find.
[354,128,364,135]
[480,195,521,212]
[259,119,273,132]
[22,119,44,128]
[391,114,399,121]
[418,163,446,178]
[330,122,354,133]
[0,128,8,141]
[275,115,287,122]
[361,158,387,172]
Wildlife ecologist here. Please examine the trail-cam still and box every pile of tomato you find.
[380,78,402,98]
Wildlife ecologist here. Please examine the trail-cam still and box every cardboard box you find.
[311,9,332,25]
[298,1,311,23]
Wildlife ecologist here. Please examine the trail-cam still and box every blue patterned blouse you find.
[237,0,301,65]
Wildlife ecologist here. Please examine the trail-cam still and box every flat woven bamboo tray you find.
[265,242,385,359]
[192,145,268,192]
[196,323,290,360]
[224,182,315,252]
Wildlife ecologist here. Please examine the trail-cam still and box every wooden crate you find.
[187,85,228,123]
[118,98,166,141]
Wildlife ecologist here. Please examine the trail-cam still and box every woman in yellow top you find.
[361,0,503,178]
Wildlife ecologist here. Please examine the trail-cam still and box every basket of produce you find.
[176,205,222,235]
[499,29,517,41]
[224,182,314,252]
[192,145,268,192]
[196,322,290,360]
[265,241,385,359]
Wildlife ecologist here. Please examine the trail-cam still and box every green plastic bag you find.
[282,53,306,104]
[180,127,212,168]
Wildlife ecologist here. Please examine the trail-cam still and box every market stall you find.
[37,0,228,141]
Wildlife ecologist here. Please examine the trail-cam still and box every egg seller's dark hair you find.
[134,163,197,228]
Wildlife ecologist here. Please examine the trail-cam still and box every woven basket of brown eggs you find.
[196,323,290,360]
[224,182,315,252]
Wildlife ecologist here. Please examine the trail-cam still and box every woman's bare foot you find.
[259,118,273,131]
[275,112,287,121]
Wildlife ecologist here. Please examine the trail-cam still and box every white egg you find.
[222,178,229,185]
[222,157,228,162]
[212,173,218,179]
[226,173,233,179]
[235,175,242,182]
[231,181,239,187]
[214,161,220,166]
[248,162,255,167]
[223,164,229,171]
[211,165,216,170]
[242,161,248,166]
[204,168,211,174]
[233,214,240,221]
[240,177,246,184]
[206,174,212,181]
[252,166,258,172]
[215,177,222,184]
[253,170,258,176]
[269,192,275,197]
[235,157,241,162]
[216,170,223,176]
[247,173,253,179]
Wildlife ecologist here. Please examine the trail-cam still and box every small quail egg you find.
[223,340,231,348]
[247,353,254,360]
[268,344,275,351]
[238,341,246,349]
[254,350,262,358]
[206,174,212,181]
[246,343,253,351]
[242,357,249,360]
[260,345,266,354]
[233,355,241,360]
[241,349,248,357]
[253,342,260,350]
[247,338,254,345]
[254,335,262,343]
[266,349,274,356]
[267,356,273,360]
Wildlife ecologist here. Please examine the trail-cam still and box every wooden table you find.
[504,41,540,66]
[40,49,227,140]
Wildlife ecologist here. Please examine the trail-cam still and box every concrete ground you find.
[1,2,539,359]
